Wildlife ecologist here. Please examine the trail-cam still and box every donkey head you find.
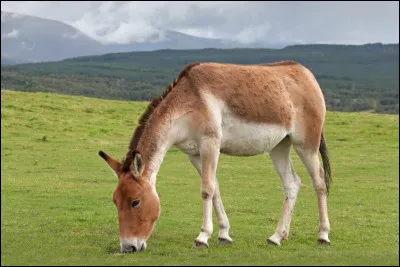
[98,150,160,253]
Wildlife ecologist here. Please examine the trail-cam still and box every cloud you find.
[1,9,24,22]
[72,2,167,44]
[21,41,35,50]
[62,32,80,40]
[1,29,19,39]
[235,22,272,45]
[1,1,399,45]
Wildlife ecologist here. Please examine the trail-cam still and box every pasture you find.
[1,89,399,266]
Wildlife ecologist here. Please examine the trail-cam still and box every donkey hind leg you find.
[188,154,233,247]
[293,144,331,245]
[267,136,302,246]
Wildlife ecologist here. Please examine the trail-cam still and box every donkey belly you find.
[220,116,289,156]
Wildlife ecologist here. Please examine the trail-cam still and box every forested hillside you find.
[1,43,398,114]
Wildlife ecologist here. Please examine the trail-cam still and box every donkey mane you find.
[121,62,201,172]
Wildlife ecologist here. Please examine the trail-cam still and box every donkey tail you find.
[319,132,332,196]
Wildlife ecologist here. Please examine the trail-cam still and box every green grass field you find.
[1,89,399,266]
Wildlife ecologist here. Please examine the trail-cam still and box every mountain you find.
[1,10,251,63]
[1,55,30,65]
[1,11,106,62]
[101,29,246,54]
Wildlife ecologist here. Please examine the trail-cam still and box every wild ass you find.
[99,61,332,253]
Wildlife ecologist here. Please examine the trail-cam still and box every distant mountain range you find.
[1,10,292,64]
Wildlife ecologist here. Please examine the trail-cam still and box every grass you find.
[1,89,399,266]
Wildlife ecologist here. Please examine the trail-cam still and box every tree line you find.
[1,43,398,114]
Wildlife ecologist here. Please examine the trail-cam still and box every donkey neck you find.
[136,107,183,187]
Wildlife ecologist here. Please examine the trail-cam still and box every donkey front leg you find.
[188,155,233,246]
[192,138,221,248]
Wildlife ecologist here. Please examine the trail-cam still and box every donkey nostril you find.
[131,246,137,253]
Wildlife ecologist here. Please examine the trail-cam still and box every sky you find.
[1,1,399,45]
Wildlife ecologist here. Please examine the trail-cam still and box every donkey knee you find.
[201,190,213,199]
[201,182,215,199]
[312,182,327,195]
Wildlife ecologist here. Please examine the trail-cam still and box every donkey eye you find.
[131,199,140,208]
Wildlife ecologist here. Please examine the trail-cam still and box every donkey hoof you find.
[218,237,233,245]
[192,240,209,249]
[318,239,331,246]
[267,238,281,246]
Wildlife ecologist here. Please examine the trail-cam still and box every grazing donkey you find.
[99,61,332,253]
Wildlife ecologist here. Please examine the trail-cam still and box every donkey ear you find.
[98,150,121,179]
[131,150,145,179]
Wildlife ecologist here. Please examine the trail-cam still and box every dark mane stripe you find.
[121,62,201,172]
[259,60,299,67]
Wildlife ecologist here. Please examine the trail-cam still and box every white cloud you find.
[72,2,168,44]
[1,29,19,39]
[235,22,272,44]
[1,1,399,45]
[1,10,24,22]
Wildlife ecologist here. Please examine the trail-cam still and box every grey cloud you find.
[1,1,399,45]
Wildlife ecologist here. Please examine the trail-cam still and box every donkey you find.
[99,61,332,253]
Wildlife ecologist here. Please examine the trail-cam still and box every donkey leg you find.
[294,145,331,245]
[188,155,233,245]
[213,179,233,244]
[267,137,301,246]
[192,138,221,248]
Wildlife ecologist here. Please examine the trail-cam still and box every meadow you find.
[1,89,399,266]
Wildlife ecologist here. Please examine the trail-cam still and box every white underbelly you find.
[175,121,288,157]
[174,93,290,157]
[220,117,288,156]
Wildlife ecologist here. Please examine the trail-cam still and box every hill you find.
[1,43,399,114]
[1,11,105,62]
[1,10,247,63]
